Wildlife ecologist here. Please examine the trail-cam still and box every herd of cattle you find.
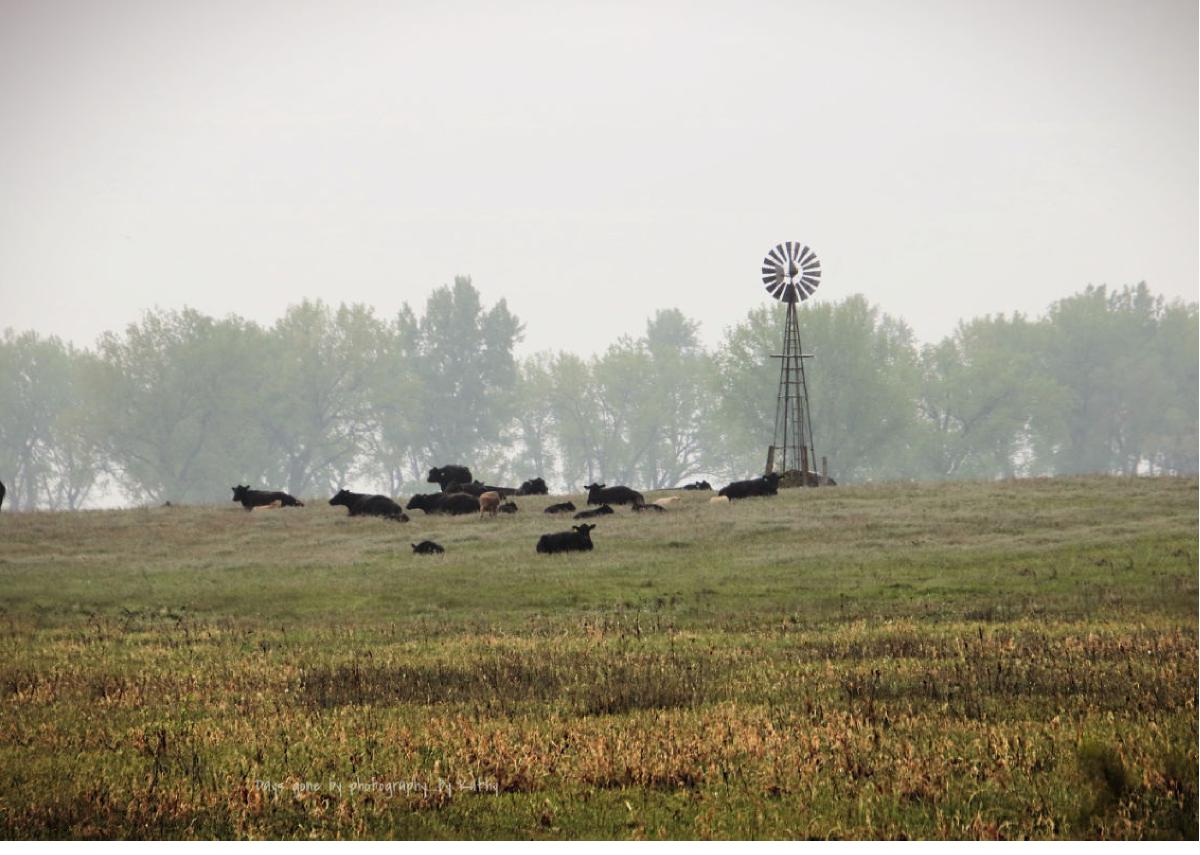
[229,467,795,556]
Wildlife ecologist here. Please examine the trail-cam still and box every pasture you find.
[0,476,1196,839]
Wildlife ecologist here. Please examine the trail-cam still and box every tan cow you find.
[479,491,501,518]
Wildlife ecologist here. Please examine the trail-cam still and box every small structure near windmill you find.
[760,241,829,487]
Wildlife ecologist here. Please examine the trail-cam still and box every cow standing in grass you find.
[427,465,472,491]
[479,491,501,518]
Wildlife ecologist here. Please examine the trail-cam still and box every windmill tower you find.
[761,242,822,485]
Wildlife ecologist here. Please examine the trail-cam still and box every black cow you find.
[718,472,782,501]
[682,480,712,491]
[329,489,409,521]
[544,501,576,514]
[427,465,472,491]
[0,478,5,511]
[232,485,304,510]
[574,504,614,520]
[632,502,665,512]
[406,492,481,515]
[584,483,644,507]
[445,480,515,498]
[498,501,519,514]
[536,523,596,555]
[411,540,445,555]
[516,477,548,496]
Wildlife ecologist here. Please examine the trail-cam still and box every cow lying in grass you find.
[574,504,613,520]
[516,477,548,496]
[632,502,664,512]
[232,485,304,510]
[411,540,445,555]
[446,480,515,498]
[406,492,480,515]
[682,480,712,491]
[718,472,782,500]
[544,501,576,514]
[329,489,409,521]
[498,501,519,514]
[585,482,644,507]
[536,523,595,554]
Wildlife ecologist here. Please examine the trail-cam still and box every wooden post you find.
[821,456,828,485]
[765,446,776,475]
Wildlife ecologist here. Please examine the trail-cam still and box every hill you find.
[0,476,1196,838]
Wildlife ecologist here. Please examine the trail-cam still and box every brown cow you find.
[479,491,501,518]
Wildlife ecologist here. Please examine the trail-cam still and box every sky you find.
[1,0,1196,357]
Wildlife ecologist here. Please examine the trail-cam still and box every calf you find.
[709,495,730,504]
[536,523,596,555]
[479,491,501,518]
[682,480,713,491]
[544,501,576,514]
[329,489,409,521]
[427,465,472,491]
[232,485,304,510]
[584,482,644,507]
[652,496,680,506]
[718,473,782,501]
[516,477,548,496]
[406,492,481,515]
[498,501,519,514]
[574,504,614,520]
[632,502,665,512]
[251,500,283,511]
[411,540,445,555]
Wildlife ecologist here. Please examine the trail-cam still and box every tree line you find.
[0,277,1194,510]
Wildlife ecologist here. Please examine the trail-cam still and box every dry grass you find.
[0,476,1195,839]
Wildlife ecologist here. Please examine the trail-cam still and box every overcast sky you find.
[1,0,1195,357]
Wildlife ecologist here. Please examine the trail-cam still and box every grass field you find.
[0,476,1196,839]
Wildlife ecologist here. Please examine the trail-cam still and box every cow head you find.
[573,524,596,536]
[232,485,249,502]
[329,489,352,507]
[426,468,444,484]
[584,482,605,491]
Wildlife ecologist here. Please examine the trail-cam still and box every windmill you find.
[761,241,823,486]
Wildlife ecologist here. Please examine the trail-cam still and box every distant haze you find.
[1,0,1195,356]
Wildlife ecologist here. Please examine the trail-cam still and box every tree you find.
[88,309,269,504]
[0,330,101,509]
[711,296,921,483]
[258,301,385,496]
[402,277,524,478]
[917,314,1066,478]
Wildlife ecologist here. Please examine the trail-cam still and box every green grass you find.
[0,476,1195,839]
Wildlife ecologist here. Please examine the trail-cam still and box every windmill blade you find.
[762,242,822,303]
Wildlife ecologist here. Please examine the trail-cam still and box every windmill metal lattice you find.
[761,241,821,483]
